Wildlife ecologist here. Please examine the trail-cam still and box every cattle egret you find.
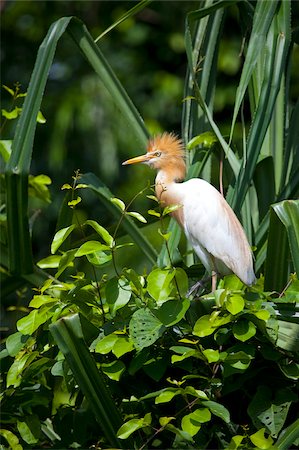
[122,132,256,291]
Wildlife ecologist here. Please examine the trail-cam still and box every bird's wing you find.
[182,179,255,285]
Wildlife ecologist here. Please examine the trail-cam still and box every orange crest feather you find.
[148,132,185,159]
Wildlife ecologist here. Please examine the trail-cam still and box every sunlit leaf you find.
[110,197,126,211]
[51,225,76,254]
[85,219,114,247]
[233,320,256,342]
[127,211,147,223]
[249,428,274,449]
[129,308,165,350]
[101,360,126,381]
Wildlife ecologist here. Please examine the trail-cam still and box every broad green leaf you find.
[0,429,22,450]
[155,298,190,327]
[87,250,112,266]
[29,295,56,308]
[193,313,232,337]
[85,219,114,247]
[202,349,220,363]
[95,334,118,354]
[227,435,244,449]
[147,268,175,303]
[181,412,201,437]
[55,249,77,278]
[6,332,29,357]
[37,255,61,269]
[106,277,132,315]
[226,295,245,315]
[248,386,297,438]
[202,400,230,423]
[278,360,299,380]
[129,308,165,350]
[51,225,76,254]
[101,360,126,381]
[155,388,181,404]
[112,337,134,358]
[7,352,38,387]
[75,240,110,257]
[233,320,256,342]
[249,428,274,449]
[117,413,151,440]
[17,305,54,335]
[17,418,40,445]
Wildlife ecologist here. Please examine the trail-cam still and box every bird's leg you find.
[187,274,211,297]
[211,271,218,292]
[187,271,218,297]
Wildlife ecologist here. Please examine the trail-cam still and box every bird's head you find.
[122,132,186,176]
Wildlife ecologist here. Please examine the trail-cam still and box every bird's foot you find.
[187,276,210,297]
[187,271,218,297]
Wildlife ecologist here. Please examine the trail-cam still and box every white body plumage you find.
[123,132,256,288]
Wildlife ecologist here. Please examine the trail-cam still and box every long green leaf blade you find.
[50,314,130,449]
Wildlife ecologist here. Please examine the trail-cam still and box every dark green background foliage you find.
[1,1,299,449]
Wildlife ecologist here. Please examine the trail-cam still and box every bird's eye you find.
[154,151,162,157]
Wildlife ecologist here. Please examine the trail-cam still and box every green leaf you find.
[155,388,181,404]
[148,209,161,217]
[162,204,182,216]
[95,334,118,354]
[17,417,40,445]
[226,295,245,315]
[68,196,81,207]
[75,240,110,257]
[2,106,22,119]
[7,352,38,387]
[248,386,297,438]
[17,305,54,335]
[193,313,232,337]
[202,349,220,363]
[127,211,147,223]
[110,197,126,211]
[155,298,190,327]
[112,337,134,358]
[187,131,218,150]
[50,314,128,449]
[6,332,29,356]
[51,225,76,254]
[101,360,126,381]
[0,429,22,450]
[37,255,61,269]
[233,320,256,342]
[129,308,165,350]
[147,268,175,303]
[86,250,112,266]
[0,139,12,162]
[117,413,152,440]
[2,84,15,96]
[36,110,46,123]
[106,277,132,315]
[249,428,274,449]
[202,400,230,423]
[275,418,299,450]
[85,219,115,247]
[181,408,211,437]
[81,173,157,265]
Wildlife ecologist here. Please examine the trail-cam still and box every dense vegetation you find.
[1,1,299,449]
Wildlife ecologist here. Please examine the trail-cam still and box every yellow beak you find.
[122,153,154,166]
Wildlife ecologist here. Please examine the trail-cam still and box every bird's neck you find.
[155,162,186,227]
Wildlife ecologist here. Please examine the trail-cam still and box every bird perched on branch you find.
[123,132,255,291]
